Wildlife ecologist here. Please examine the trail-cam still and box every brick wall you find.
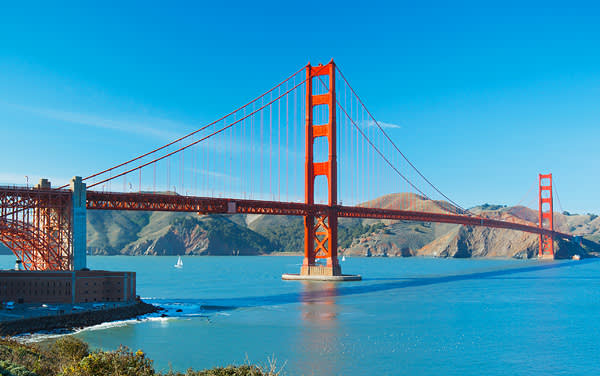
[0,270,136,304]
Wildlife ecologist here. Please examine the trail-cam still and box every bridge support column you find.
[70,176,87,270]
[283,60,360,281]
[301,210,341,276]
[538,173,554,259]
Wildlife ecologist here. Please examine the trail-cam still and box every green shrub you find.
[181,365,264,376]
[339,222,387,248]
[62,346,154,376]
[0,360,38,376]
[163,363,284,376]
[0,340,55,376]
[0,338,282,376]
[49,336,89,365]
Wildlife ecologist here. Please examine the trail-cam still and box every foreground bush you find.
[0,360,37,376]
[62,346,154,376]
[168,365,266,376]
[0,338,56,376]
[49,336,89,365]
[0,337,283,376]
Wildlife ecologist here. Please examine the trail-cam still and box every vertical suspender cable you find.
[206,135,209,196]
[250,104,254,199]
[269,93,273,200]
[278,86,281,201]
[222,117,226,197]
[354,94,359,205]
[286,82,289,201]
[260,98,263,199]
[293,78,297,200]
[361,107,365,203]
[240,109,243,197]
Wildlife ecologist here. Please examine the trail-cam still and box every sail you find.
[175,256,183,268]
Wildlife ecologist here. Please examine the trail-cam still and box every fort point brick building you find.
[0,270,136,304]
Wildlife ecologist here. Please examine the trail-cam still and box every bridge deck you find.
[85,191,571,240]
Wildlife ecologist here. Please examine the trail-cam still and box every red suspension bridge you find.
[0,60,572,276]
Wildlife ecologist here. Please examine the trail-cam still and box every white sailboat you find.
[342,254,346,262]
[174,256,183,268]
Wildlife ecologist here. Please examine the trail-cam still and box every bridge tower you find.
[300,60,342,277]
[70,176,87,270]
[538,173,554,259]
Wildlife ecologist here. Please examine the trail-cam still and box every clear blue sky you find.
[1,1,599,213]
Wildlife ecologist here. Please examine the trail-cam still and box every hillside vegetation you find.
[0,336,279,376]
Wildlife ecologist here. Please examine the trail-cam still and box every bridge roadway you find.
[0,187,572,240]
[86,190,572,240]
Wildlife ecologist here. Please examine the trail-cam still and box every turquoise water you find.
[7,255,600,375]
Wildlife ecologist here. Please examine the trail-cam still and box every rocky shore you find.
[0,300,159,336]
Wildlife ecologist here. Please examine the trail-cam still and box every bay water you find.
[7,255,600,375]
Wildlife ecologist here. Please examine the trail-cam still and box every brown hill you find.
[1,193,598,260]
[342,194,600,259]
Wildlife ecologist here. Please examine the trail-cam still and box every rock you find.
[0,301,159,336]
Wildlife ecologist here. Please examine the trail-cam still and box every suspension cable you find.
[335,66,469,214]
[553,178,565,214]
[59,65,307,189]
[314,72,466,215]
[88,65,331,189]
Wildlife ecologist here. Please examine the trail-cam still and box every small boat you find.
[342,254,346,262]
[572,254,581,261]
[174,256,183,268]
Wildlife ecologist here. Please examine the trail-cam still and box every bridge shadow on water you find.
[166,259,599,312]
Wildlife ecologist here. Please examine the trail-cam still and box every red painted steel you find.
[303,61,340,275]
[86,191,317,216]
[85,191,572,240]
[0,185,573,272]
[0,187,72,270]
[538,173,554,258]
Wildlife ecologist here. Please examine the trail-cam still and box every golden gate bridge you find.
[0,60,571,277]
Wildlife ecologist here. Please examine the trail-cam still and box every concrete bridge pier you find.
[70,176,87,270]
